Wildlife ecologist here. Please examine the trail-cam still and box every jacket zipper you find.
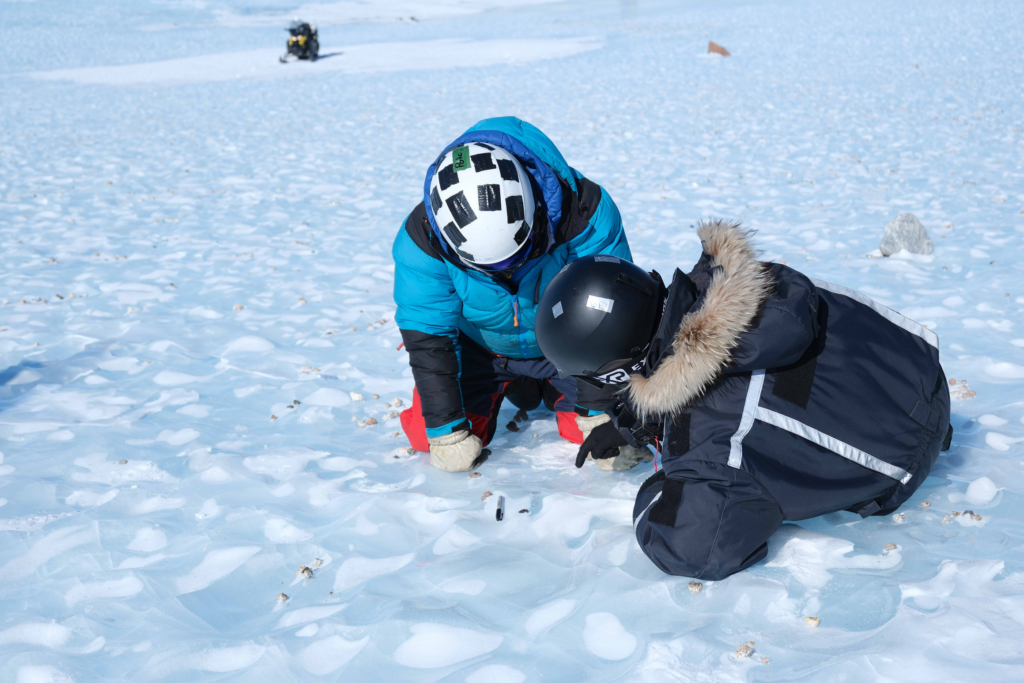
[512,294,530,357]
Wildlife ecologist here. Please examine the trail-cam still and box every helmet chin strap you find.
[580,352,650,387]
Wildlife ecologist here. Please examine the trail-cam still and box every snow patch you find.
[0,623,71,648]
[583,612,636,661]
[766,526,901,589]
[15,666,76,683]
[243,446,329,480]
[131,496,186,514]
[33,38,603,86]
[334,553,414,592]
[303,387,352,407]
[65,576,144,606]
[393,624,502,668]
[127,527,167,552]
[264,518,313,543]
[175,546,261,594]
[156,428,200,445]
[65,489,118,507]
[276,604,347,629]
[224,336,274,353]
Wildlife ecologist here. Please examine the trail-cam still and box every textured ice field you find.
[2,0,1024,680]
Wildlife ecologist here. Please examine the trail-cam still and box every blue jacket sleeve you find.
[393,215,469,437]
[393,224,462,340]
[568,185,632,262]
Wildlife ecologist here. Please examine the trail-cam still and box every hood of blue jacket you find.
[422,117,577,260]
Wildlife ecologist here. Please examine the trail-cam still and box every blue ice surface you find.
[2,0,1023,680]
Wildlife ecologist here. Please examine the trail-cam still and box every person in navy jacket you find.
[393,117,648,472]
[536,221,953,580]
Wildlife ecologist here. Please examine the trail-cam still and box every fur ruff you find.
[627,220,771,417]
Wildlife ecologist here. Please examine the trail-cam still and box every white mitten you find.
[428,430,483,472]
[594,444,653,471]
[576,413,653,471]
[576,413,611,441]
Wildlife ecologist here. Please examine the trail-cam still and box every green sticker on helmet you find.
[451,145,471,173]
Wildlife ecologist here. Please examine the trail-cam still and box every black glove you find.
[576,421,628,468]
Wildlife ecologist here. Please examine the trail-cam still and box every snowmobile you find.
[280,20,318,63]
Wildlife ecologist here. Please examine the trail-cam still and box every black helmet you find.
[536,255,662,381]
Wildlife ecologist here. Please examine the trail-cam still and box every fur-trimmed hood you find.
[627,220,773,417]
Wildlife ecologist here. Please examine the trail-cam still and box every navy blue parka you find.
[614,222,951,581]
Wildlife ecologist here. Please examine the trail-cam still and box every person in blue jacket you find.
[393,117,648,472]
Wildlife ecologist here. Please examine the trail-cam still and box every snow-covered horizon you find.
[2,0,1023,681]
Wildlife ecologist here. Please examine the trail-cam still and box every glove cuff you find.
[576,413,611,432]
[428,430,469,447]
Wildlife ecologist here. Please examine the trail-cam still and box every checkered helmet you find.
[427,142,536,267]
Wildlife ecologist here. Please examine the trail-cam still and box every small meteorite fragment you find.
[469,472,481,479]
[942,515,951,523]
[366,417,378,425]
[970,513,983,521]
[952,511,961,517]
[481,491,493,501]
[300,567,313,579]
[761,657,770,664]
[350,392,364,402]
[393,398,403,407]
[118,459,128,465]
[519,509,529,514]
[371,394,380,400]
[805,616,820,627]
[357,420,367,428]
[893,513,906,522]
[884,543,897,552]
[293,400,301,405]
[312,558,323,567]
[296,565,309,577]
[688,581,703,593]
[921,500,931,507]
[506,421,519,432]
[277,593,288,601]
[736,644,753,658]
[963,510,975,517]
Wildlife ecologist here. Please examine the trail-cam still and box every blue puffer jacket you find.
[393,117,632,435]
